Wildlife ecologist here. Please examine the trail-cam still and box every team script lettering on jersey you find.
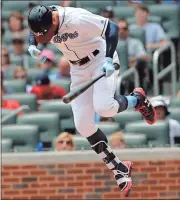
[53,31,79,43]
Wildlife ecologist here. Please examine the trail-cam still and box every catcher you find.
[27,5,156,197]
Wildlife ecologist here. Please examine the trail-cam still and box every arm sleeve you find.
[29,31,38,46]
[105,21,119,58]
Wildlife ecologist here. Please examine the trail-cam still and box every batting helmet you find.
[28,5,52,35]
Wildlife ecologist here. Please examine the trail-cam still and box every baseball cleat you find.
[114,161,133,198]
[131,87,156,125]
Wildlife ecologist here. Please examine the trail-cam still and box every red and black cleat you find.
[131,87,157,125]
[114,161,133,198]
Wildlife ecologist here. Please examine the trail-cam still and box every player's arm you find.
[105,21,119,59]
[102,20,119,77]
[29,31,38,46]
[28,32,47,63]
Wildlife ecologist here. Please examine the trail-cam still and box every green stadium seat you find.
[129,29,146,48]
[3,31,13,45]
[116,40,128,74]
[149,5,180,38]
[10,55,24,66]
[2,124,39,152]
[3,80,26,93]
[113,110,143,130]
[40,100,73,118]
[27,68,44,84]
[3,93,38,111]
[73,136,91,150]
[79,1,113,9]
[113,6,135,20]
[1,109,17,125]
[142,0,156,5]
[2,10,12,21]
[51,78,71,93]
[123,134,147,148]
[169,108,180,123]
[169,97,180,108]
[2,1,30,11]
[40,100,75,132]
[96,122,120,137]
[2,138,13,153]
[39,0,76,7]
[24,55,38,69]
[125,121,169,146]
[17,112,60,142]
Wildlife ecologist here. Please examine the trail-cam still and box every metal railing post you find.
[116,68,139,95]
[153,41,177,96]
[170,42,177,96]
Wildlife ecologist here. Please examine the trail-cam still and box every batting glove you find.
[102,57,115,78]
[28,45,47,63]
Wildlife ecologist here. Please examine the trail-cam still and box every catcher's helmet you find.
[28,5,52,35]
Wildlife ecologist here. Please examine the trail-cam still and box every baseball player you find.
[27,5,156,197]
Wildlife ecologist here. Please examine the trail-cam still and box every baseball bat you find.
[62,64,120,104]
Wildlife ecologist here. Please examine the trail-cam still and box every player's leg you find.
[70,72,97,137]
[92,61,156,197]
[93,61,156,125]
[70,66,133,197]
[86,128,133,197]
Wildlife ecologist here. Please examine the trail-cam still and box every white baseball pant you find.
[70,52,119,137]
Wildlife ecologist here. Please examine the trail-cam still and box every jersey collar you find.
[56,6,65,31]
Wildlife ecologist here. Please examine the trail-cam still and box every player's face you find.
[118,21,128,39]
[155,106,166,120]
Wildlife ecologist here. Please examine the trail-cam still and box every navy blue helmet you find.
[28,5,52,35]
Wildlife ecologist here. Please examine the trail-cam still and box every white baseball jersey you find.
[50,6,118,62]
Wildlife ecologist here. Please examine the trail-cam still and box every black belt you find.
[69,49,99,66]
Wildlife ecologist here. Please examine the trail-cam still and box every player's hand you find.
[28,45,47,63]
[102,57,115,78]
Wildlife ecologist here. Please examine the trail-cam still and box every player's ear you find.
[52,14,55,25]
[52,13,57,25]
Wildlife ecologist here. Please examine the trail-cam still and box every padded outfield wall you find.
[2,147,180,199]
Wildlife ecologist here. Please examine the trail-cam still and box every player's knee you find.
[74,119,97,137]
[94,103,114,117]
